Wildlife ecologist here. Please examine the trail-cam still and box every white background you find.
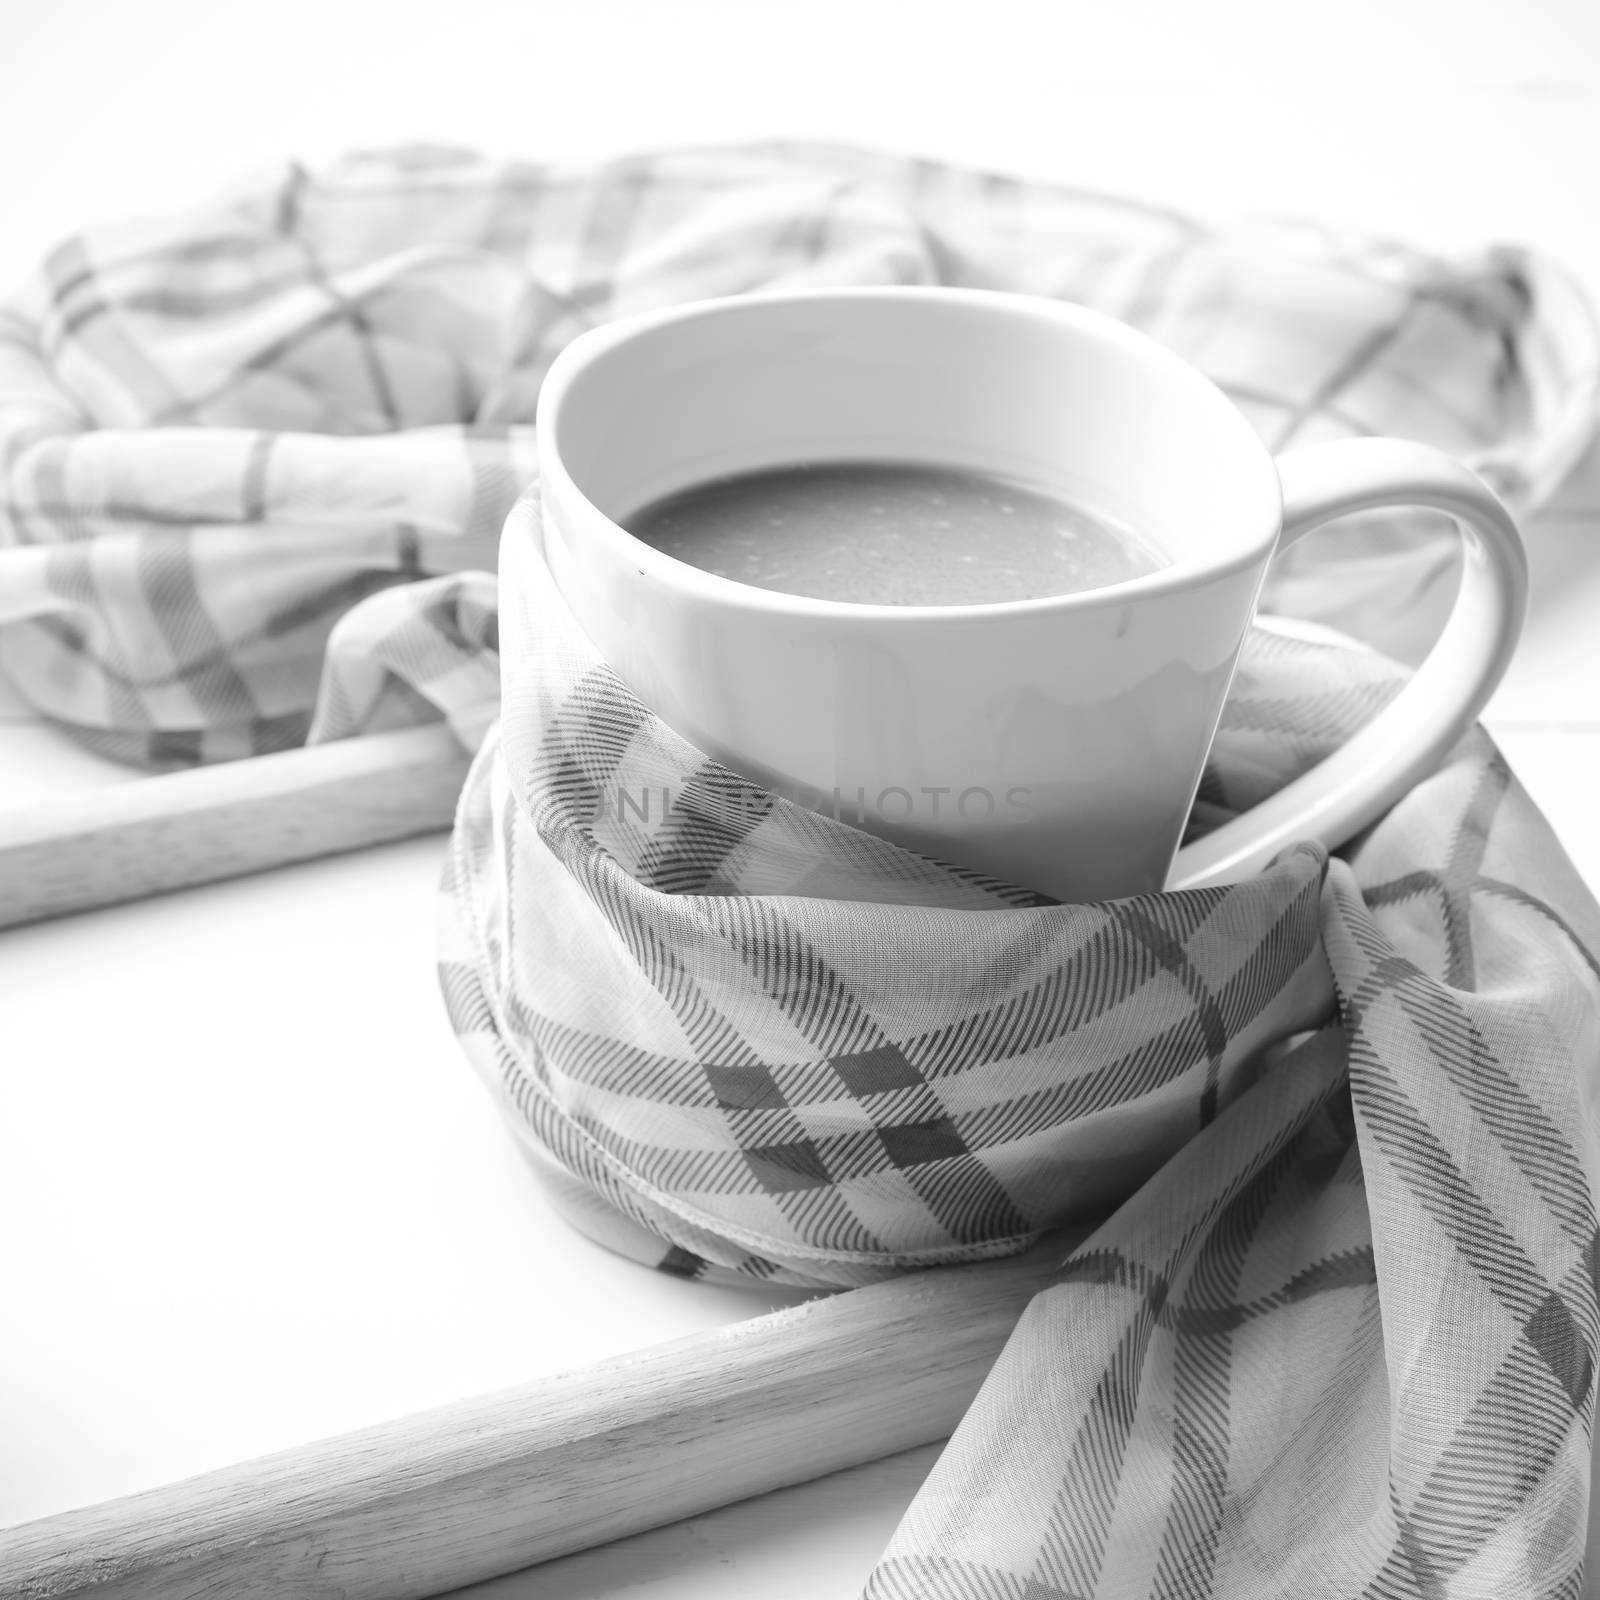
[2,2,1600,1595]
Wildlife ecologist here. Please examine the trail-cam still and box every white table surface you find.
[2,3,1600,1595]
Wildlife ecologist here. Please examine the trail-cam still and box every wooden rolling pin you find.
[0,1242,1072,1600]
[0,725,469,930]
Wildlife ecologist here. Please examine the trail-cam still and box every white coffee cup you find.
[531,287,1526,903]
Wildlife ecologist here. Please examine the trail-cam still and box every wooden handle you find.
[0,725,470,929]
[0,1244,1068,1600]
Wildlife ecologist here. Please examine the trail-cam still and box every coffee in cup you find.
[624,461,1166,607]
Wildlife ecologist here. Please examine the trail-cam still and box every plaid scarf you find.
[0,143,1596,761]
[2,144,1598,1596]
[448,493,1600,1599]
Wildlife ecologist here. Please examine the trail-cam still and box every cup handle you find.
[1165,437,1528,891]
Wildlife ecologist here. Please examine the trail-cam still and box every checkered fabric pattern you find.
[0,141,1596,763]
[862,745,1600,1600]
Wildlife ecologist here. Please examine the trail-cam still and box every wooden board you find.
[0,727,470,931]
[0,1243,1072,1600]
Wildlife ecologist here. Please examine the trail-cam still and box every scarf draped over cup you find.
[2,143,1598,1599]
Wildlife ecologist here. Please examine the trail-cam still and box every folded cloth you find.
[442,489,1600,1598]
[0,142,1596,764]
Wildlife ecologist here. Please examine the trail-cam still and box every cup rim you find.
[534,285,1283,621]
